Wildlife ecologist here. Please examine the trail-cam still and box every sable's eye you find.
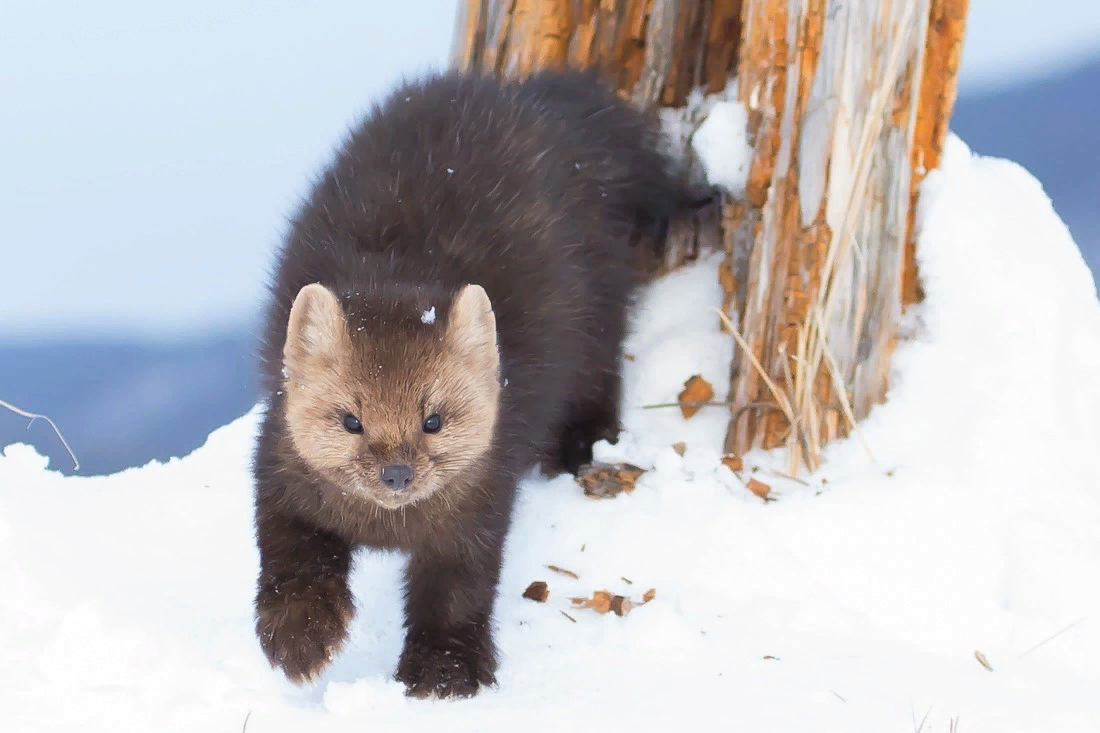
[423,413,443,434]
[343,414,363,434]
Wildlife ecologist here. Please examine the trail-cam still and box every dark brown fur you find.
[250,67,696,698]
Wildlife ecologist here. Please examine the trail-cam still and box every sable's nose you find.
[380,464,414,490]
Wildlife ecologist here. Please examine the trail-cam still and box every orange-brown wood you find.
[904,0,969,306]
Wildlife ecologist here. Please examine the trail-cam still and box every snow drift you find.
[3,134,1099,733]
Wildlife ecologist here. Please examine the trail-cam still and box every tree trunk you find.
[452,0,744,104]
[723,0,968,473]
[451,0,969,475]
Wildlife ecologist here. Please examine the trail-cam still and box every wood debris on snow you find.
[545,564,579,579]
[522,581,549,602]
[575,462,647,498]
[677,375,715,418]
[746,477,772,500]
[569,588,657,618]
[721,454,743,472]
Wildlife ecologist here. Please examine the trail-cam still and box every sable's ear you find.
[446,283,499,372]
[284,283,346,371]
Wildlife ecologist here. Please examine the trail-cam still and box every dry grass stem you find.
[713,308,796,429]
[638,399,731,410]
[545,564,580,580]
[1016,616,1087,660]
[812,306,876,464]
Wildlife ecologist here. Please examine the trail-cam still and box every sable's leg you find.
[253,504,355,685]
[395,528,507,698]
[586,367,624,446]
[551,360,626,477]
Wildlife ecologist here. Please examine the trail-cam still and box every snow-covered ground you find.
[3,133,1100,732]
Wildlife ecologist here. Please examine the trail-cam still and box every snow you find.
[420,307,437,325]
[690,97,753,196]
[4,132,1100,731]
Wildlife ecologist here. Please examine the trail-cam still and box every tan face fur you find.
[281,282,501,510]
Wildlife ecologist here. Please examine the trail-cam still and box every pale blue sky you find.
[1,0,1097,342]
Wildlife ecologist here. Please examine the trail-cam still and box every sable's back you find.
[258,69,676,391]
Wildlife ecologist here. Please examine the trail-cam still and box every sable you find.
[250,67,696,698]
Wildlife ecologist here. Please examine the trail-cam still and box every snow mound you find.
[3,134,1100,732]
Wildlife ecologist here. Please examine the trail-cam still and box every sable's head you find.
[281,281,501,509]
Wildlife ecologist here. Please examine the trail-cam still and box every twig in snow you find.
[242,710,252,733]
[1016,616,1087,660]
[638,399,731,410]
[0,398,79,471]
[545,564,579,580]
[913,705,933,733]
[831,689,846,703]
[560,610,577,623]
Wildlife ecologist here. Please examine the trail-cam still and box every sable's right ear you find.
[284,283,345,371]
[446,283,499,373]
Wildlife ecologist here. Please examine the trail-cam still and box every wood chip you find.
[569,588,654,617]
[570,590,613,614]
[677,375,715,419]
[620,576,633,585]
[609,595,635,617]
[721,454,743,472]
[974,650,993,671]
[575,461,646,499]
[545,564,579,580]
[671,441,687,456]
[522,581,549,602]
[746,477,772,500]
[624,353,636,362]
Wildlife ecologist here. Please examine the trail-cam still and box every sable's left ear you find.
[284,283,346,375]
[446,283,499,373]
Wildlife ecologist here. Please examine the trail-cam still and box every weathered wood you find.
[724,0,969,472]
[455,0,742,106]
[904,0,969,306]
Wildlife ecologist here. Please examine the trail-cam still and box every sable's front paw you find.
[254,576,355,685]
[558,424,598,477]
[395,635,497,699]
